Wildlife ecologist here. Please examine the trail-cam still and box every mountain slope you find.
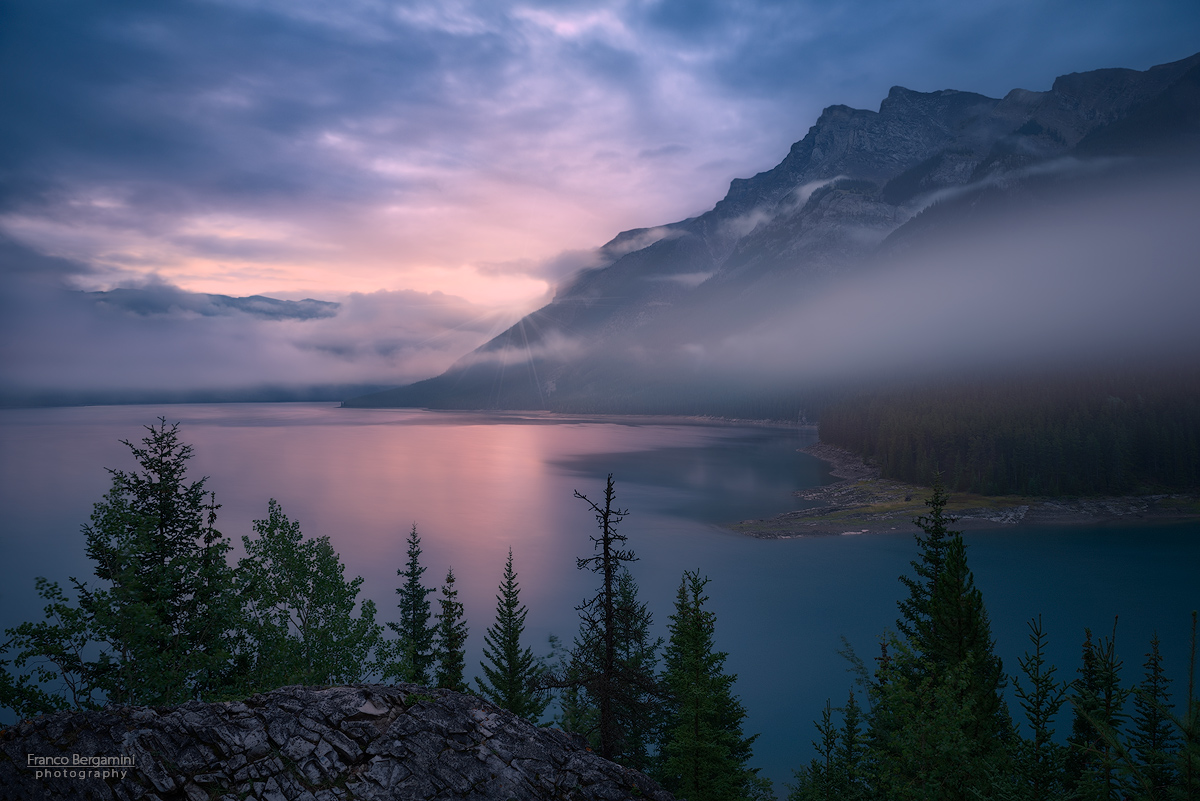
[347,52,1200,414]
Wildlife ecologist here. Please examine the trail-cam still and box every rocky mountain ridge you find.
[347,51,1200,413]
[0,684,674,801]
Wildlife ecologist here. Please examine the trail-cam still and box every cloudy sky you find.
[3,0,1200,396]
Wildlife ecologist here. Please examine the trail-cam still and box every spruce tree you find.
[790,701,839,801]
[867,638,997,801]
[1010,615,1071,800]
[1070,622,1129,800]
[73,419,238,704]
[1069,628,1105,790]
[381,524,435,684]
[1,420,241,713]
[926,533,1008,751]
[790,692,864,801]
[1127,633,1177,800]
[866,482,1009,801]
[1173,611,1199,801]
[565,474,662,764]
[897,473,955,655]
[432,568,468,692]
[658,570,761,801]
[567,568,662,772]
[837,690,866,801]
[476,549,547,721]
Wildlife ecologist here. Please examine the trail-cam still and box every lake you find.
[2,403,1199,794]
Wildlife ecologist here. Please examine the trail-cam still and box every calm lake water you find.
[2,403,1198,794]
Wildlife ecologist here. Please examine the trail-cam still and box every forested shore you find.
[819,370,1200,497]
[734,441,1200,539]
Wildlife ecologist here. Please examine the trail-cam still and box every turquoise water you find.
[2,403,1198,794]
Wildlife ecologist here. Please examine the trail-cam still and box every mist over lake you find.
[2,403,1198,792]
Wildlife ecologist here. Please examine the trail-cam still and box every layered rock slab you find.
[0,685,675,801]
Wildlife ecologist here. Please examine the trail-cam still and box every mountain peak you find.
[346,50,1200,414]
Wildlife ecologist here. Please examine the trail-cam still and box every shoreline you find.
[732,442,1200,539]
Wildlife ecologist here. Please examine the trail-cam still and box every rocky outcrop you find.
[0,685,675,801]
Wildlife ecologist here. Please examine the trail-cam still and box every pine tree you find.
[1126,633,1178,800]
[658,570,761,801]
[476,549,547,721]
[790,691,864,801]
[553,638,597,737]
[432,568,468,692]
[380,524,435,685]
[866,637,988,801]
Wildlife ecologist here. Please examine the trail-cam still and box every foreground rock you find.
[0,684,675,801]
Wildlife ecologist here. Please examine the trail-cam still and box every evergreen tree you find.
[476,549,547,720]
[235,499,381,689]
[658,571,761,801]
[83,419,239,704]
[926,533,1008,751]
[791,700,839,801]
[837,690,866,801]
[1009,615,1071,800]
[865,481,1010,801]
[564,474,662,764]
[567,568,662,772]
[897,474,955,658]
[1069,622,1129,800]
[867,638,1000,801]
[380,524,435,684]
[1173,612,1199,801]
[551,633,597,737]
[1069,629,1106,790]
[790,691,865,801]
[1128,633,1178,800]
[2,420,241,712]
[432,568,468,692]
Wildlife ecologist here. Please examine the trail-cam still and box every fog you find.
[0,238,515,405]
[4,168,1200,407]
[671,169,1200,387]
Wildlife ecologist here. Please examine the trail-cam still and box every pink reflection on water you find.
[0,404,725,648]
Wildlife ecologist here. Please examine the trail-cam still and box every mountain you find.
[346,52,1200,415]
[88,287,340,321]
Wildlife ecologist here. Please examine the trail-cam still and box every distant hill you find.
[88,287,340,321]
[347,52,1200,415]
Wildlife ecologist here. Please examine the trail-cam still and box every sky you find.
[3,0,1200,396]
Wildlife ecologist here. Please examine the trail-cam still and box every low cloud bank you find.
[705,171,1200,382]
[0,239,513,404]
